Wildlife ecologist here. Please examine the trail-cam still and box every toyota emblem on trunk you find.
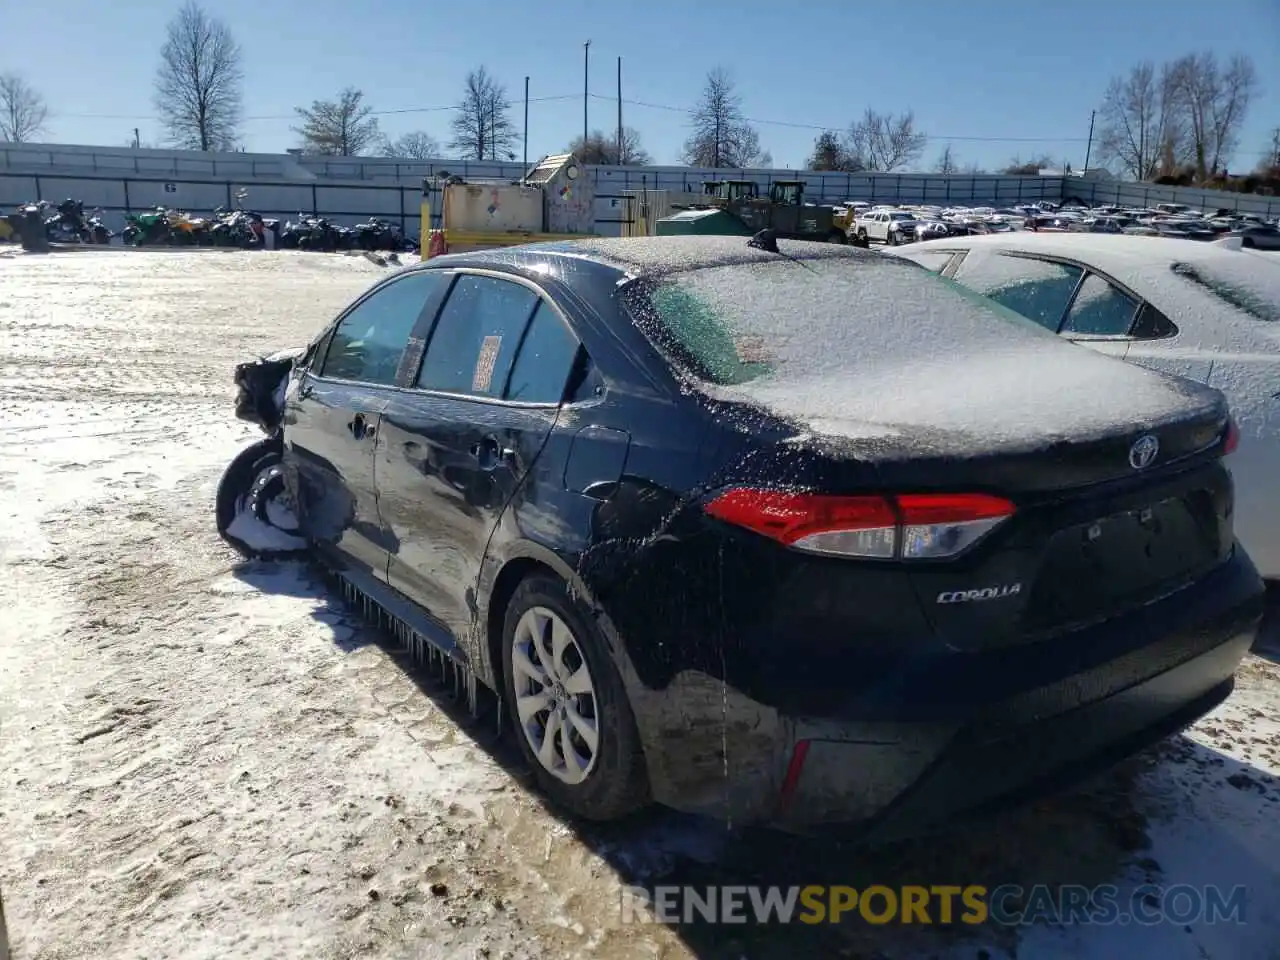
[1129,434,1159,470]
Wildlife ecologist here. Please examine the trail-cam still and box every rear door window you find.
[1060,274,1139,336]
[416,274,539,396]
[951,252,1083,331]
[321,272,449,385]
[504,301,582,403]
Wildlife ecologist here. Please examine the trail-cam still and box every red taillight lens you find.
[1223,417,1240,456]
[703,488,1015,560]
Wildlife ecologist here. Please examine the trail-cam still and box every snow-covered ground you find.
[0,248,1277,960]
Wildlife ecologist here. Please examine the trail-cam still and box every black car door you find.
[376,271,581,644]
[284,271,446,580]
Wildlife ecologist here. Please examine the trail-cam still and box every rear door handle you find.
[470,436,513,468]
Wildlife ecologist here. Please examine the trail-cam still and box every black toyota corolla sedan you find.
[220,235,1265,838]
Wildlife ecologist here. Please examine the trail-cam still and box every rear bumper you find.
[640,550,1264,835]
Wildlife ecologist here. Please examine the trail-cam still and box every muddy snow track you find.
[1,251,1278,960]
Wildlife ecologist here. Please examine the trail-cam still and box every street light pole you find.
[583,40,590,147]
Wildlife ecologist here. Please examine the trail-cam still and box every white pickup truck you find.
[851,209,919,245]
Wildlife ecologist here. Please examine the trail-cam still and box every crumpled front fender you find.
[233,347,306,431]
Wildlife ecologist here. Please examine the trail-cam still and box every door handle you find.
[469,436,513,467]
[348,414,375,440]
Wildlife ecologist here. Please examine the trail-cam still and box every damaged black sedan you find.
[218,235,1265,837]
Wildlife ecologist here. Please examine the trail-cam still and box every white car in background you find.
[885,234,1280,579]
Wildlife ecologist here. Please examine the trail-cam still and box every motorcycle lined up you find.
[122,203,278,249]
[278,214,346,251]
[23,199,113,245]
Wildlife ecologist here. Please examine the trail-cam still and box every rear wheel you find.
[856,228,868,243]
[501,574,649,821]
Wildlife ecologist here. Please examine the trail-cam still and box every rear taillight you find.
[1223,417,1239,455]
[703,488,1015,560]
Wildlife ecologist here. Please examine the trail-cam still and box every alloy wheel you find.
[511,606,599,784]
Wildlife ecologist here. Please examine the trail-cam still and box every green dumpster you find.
[654,208,751,237]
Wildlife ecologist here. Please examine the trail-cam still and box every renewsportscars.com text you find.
[620,884,1248,926]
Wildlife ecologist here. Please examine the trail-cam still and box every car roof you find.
[910,232,1249,269]
[415,236,880,279]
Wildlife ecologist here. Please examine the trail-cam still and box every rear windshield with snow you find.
[1170,260,1280,323]
[622,257,1056,386]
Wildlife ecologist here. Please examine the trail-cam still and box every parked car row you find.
[837,198,1280,248]
[213,231,1271,841]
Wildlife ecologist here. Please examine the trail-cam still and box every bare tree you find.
[807,130,860,171]
[382,131,440,159]
[294,88,381,156]
[568,127,650,165]
[1001,155,1054,175]
[1259,127,1280,173]
[1170,52,1258,180]
[844,109,927,172]
[933,143,958,175]
[0,74,49,143]
[153,1,242,151]
[449,67,516,161]
[681,68,765,168]
[1096,61,1187,180]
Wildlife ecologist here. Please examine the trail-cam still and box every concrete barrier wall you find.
[0,167,1065,239]
[3,142,1273,224]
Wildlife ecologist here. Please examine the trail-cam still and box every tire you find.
[888,230,900,246]
[856,228,868,243]
[500,573,649,821]
[1241,236,1255,249]
[827,229,846,244]
[215,436,307,560]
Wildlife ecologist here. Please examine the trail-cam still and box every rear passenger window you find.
[505,302,581,403]
[417,275,538,396]
[952,253,1083,331]
[1060,274,1138,336]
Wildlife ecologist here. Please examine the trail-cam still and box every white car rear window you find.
[1170,260,1280,323]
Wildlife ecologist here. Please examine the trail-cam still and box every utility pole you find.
[582,41,591,148]
[616,56,623,164]
[523,76,530,169]
[133,128,140,149]
[1084,109,1096,172]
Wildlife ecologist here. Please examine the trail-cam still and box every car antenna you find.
[747,228,817,273]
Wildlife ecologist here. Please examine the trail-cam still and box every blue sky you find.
[6,0,1278,171]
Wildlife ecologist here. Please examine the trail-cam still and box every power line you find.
[50,92,1275,155]
[589,93,1089,142]
[588,92,1276,154]
[54,94,581,123]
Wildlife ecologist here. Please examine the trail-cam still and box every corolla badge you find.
[937,584,1021,604]
[1128,434,1160,470]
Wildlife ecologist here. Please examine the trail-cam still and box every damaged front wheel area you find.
[215,437,309,560]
